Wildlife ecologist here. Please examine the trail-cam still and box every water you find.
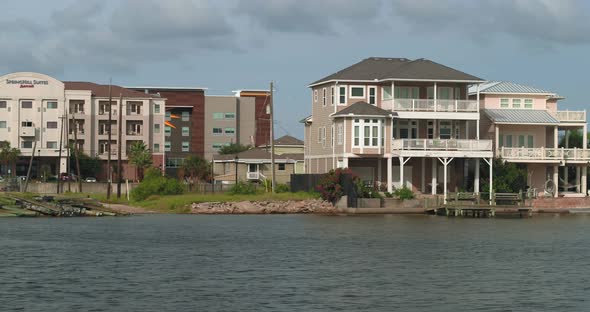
[1,214,590,312]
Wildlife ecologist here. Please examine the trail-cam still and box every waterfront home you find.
[213,148,303,184]
[303,57,493,201]
[471,81,588,197]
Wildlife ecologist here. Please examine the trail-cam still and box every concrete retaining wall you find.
[24,182,138,195]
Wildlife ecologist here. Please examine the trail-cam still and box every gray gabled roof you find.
[469,81,557,95]
[332,101,394,118]
[483,109,559,125]
[311,57,483,86]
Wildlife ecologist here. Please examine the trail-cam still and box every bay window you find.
[353,119,382,147]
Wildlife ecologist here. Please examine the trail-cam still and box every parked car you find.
[84,177,97,183]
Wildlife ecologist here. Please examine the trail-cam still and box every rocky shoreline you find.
[190,199,336,214]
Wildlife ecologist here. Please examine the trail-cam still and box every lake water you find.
[1,214,590,311]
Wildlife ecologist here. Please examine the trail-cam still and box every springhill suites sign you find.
[6,79,49,88]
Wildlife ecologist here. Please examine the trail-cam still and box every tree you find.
[218,143,251,155]
[480,158,527,193]
[128,141,152,181]
[78,153,102,178]
[179,155,210,191]
[559,129,586,148]
[0,141,21,177]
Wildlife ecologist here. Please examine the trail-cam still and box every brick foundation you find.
[530,197,590,212]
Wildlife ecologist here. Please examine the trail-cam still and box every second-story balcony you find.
[391,139,493,158]
[555,110,586,123]
[500,147,590,163]
[382,99,479,113]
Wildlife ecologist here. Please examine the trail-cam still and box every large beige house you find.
[303,57,590,200]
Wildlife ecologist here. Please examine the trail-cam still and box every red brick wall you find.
[240,93,271,147]
[530,197,590,211]
[154,90,205,157]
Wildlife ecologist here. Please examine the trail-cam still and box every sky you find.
[2,0,590,139]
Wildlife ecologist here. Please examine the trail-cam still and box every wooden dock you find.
[427,192,533,218]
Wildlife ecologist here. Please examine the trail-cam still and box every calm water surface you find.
[1,214,590,311]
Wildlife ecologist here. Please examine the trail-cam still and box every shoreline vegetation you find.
[0,191,325,216]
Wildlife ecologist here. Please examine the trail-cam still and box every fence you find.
[290,174,324,193]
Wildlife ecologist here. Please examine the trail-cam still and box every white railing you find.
[391,139,493,151]
[556,110,586,122]
[388,99,479,112]
[500,147,590,161]
[247,172,260,180]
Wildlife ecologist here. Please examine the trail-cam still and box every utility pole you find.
[23,132,37,192]
[106,80,112,199]
[117,93,123,198]
[72,112,82,193]
[65,106,71,192]
[57,114,65,194]
[269,81,276,193]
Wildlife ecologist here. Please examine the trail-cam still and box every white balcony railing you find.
[381,99,478,112]
[20,127,35,137]
[500,147,590,161]
[247,172,260,180]
[555,110,586,122]
[392,139,493,151]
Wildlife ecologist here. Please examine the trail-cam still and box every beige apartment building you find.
[0,72,165,180]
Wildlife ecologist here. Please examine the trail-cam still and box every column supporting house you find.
[553,126,558,148]
[582,166,588,196]
[377,157,382,186]
[476,84,480,139]
[434,82,437,111]
[575,166,582,193]
[495,125,500,152]
[387,156,393,193]
[553,165,559,198]
[431,158,437,195]
[565,130,569,186]
[438,157,454,204]
[474,158,480,193]
[421,158,426,193]
[399,156,411,189]
[482,158,493,205]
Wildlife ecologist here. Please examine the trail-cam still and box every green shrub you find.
[384,191,393,198]
[394,187,414,200]
[131,168,184,201]
[316,168,358,203]
[357,181,382,198]
[275,183,290,193]
[229,181,258,195]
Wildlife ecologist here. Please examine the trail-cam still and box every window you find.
[278,163,286,171]
[166,157,184,168]
[331,86,334,105]
[0,101,6,108]
[21,101,32,109]
[225,128,235,135]
[154,104,160,114]
[154,124,161,133]
[518,135,525,147]
[427,121,434,139]
[339,86,346,104]
[224,113,235,119]
[47,101,57,109]
[165,126,171,136]
[337,124,343,145]
[439,121,452,139]
[314,90,318,102]
[213,128,223,135]
[454,87,462,100]
[317,127,322,143]
[165,111,171,121]
[153,143,160,153]
[21,141,33,148]
[164,141,171,152]
[330,126,334,147]
[128,102,142,115]
[46,141,57,149]
[0,121,6,128]
[182,127,189,136]
[396,87,420,99]
[182,111,190,121]
[350,86,365,98]
[382,86,392,100]
[438,87,452,99]
[368,87,376,105]
[527,135,534,148]
[182,142,190,152]
[47,121,58,129]
[512,99,521,108]
[500,99,509,108]
[22,121,33,127]
[505,135,513,147]
[353,119,381,147]
[524,99,533,109]
[70,101,84,113]
[499,135,503,147]
[213,112,224,119]
[322,88,327,107]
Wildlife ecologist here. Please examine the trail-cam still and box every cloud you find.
[389,0,590,45]
[235,0,383,35]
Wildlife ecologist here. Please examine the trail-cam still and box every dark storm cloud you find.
[234,0,384,34]
[390,0,590,45]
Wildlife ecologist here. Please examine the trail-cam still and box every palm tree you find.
[180,155,210,191]
[0,141,21,177]
[128,141,152,181]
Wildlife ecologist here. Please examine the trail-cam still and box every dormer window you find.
[500,99,509,108]
[524,99,533,109]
